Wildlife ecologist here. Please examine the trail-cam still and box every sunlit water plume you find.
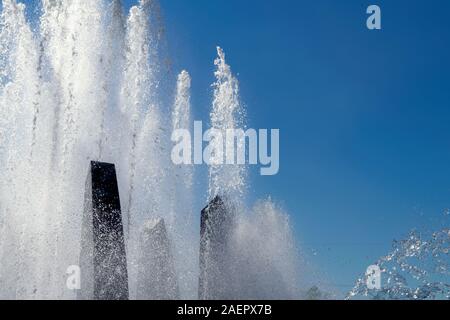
[348,216,450,300]
[0,0,303,300]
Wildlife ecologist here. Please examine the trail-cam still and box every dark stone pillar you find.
[78,161,129,300]
[137,218,179,300]
[198,196,235,300]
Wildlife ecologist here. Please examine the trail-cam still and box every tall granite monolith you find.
[78,161,129,300]
[198,195,236,300]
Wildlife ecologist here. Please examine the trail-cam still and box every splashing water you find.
[230,199,301,299]
[0,0,173,299]
[168,70,197,298]
[347,221,450,300]
[202,48,303,298]
[208,47,246,203]
[2,0,448,302]
[0,0,303,300]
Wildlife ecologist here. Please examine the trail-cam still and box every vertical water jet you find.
[0,1,304,300]
[78,161,128,300]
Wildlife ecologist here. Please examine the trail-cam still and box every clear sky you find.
[21,0,450,296]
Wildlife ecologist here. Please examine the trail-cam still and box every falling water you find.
[0,0,172,299]
[5,0,448,302]
[4,0,447,301]
[347,219,450,300]
[208,46,246,203]
[0,0,304,300]
[169,70,196,299]
[204,47,302,299]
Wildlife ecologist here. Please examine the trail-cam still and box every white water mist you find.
[0,0,303,300]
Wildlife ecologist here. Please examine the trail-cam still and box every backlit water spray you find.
[0,0,301,299]
[348,218,450,300]
[3,0,446,301]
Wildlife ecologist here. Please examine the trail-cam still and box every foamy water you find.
[0,0,302,300]
[348,219,450,300]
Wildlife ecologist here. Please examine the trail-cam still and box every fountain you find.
[0,0,301,300]
[348,222,450,300]
[1,0,447,301]
[78,161,128,300]
[199,196,236,300]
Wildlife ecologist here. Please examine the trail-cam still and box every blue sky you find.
[20,0,450,296]
[153,0,450,294]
